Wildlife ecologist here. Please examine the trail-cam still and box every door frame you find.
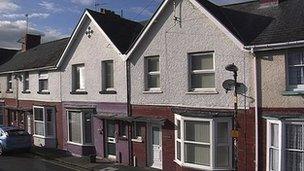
[149,124,163,170]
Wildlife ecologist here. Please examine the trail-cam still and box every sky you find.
[0,0,252,49]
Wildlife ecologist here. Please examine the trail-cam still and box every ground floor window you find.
[267,120,304,171]
[175,114,232,170]
[33,106,55,137]
[67,109,92,145]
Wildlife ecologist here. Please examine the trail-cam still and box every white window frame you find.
[7,74,12,91]
[144,56,160,91]
[66,110,92,146]
[174,114,232,170]
[101,60,115,92]
[189,52,216,92]
[266,119,283,171]
[286,51,304,91]
[33,106,56,138]
[23,72,30,91]
[72,64,86,92]
[38,72,49,92]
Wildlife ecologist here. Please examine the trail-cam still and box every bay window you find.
[38,72,49,92]
[175,115,232,170]
[145,56,160,91]
[189,52,215,92]
[33,106,55,137]
[72,64,85,92]
[267,120,304,171]
[287,51,304,91]
[67,110,92,145]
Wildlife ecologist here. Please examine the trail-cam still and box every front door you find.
[106,120,116,159]
[150,125,162,169]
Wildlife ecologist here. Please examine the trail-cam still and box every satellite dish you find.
[225,63,238,72]
[235,83,248,94]
[222,79,235,93]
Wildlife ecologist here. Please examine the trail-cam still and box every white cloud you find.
[1,13,50,19]
[38,1,62,13]
[42,27,68,43]
[71,0,93,6]
[0,0,19,13]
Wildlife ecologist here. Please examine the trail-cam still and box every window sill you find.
[70,91,88,95]
[6,90,13,94]
[22,91,31,94]
[282,91,304,96]
[186,91,219,95]
[143,90,163,94]
[174,160,233,171]
[118,136,128,141]
[67,141,94,147]
[37,91,50,95]
[99,90,117,94]
[131,137,143,143]
[33,135,55,139]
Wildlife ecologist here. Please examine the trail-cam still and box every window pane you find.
[73,65,85,90]
[23,72,29,91]
[177,141,181,160]
[105,61,114,89]
[34,108,44,121]
[270,148,279,171]
[148,75,160,88]
[147,57,159,72]
[216,146,229,167]
[271,123,279,148]
[191,73,215,89]
[78,66,85,90]
[285,151,304,171]
[177,120,180,139]
[217,122,228,144]
[120,121,127,137]
[185,143,210,166]
[286,124,303,150]
[289,67,304,85]
[68,112,81,143]
[0,112,3,125]
[46,108,54,136]
[107,121,115,138]
[288,52,304,66]
[84,112,92,143]
[134,122,144,138]
[152,127,160,145]
[185,121,210,143]
[39,80,48,91]
[107,143,116,156]
[192,54,213,70]
[35,122,44,136]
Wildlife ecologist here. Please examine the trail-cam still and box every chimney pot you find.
[21,34,41,52]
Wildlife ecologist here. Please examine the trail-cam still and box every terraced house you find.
[0,0,304,171]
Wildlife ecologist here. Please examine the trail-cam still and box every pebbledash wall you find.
[129,0,255,170]
[0,71,64,149]
[60,15,129,163]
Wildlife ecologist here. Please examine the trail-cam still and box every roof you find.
[197,0,304,46]
[0,48,18,65]
[0,38,69,74]
[87,9,144,54]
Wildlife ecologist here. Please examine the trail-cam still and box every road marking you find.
[98,167,119,171]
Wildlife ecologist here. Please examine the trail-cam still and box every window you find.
[266,120,304,171]
[23,72,29,92]
[175,115,232,170]
[0,110,3,126]
[67,110,92,145]
[189,52,215,92]
[38,72,49,92]
[72,64,85,92]
[119,121,127,137]
[132,122,144,140]
[33,106,55,137]
[7,74,12,92]
[145,56,160,91]
[287,51,304,91]
[102,60,114,91]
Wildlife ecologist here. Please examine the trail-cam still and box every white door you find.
[151,125,162,169]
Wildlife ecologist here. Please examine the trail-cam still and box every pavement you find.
[30,147,159,171]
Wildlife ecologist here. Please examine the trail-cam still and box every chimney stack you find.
[100,8,120,18]
[260,0,283,7]
[21,34,41,52]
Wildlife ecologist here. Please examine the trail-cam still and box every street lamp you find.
[224,63,239,171]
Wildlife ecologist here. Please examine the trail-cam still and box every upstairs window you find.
[287,51,304,91]
[72,64,85,92]
[23,72,29,92]
[7,74,12,92]
[189,52,215,92]
[145,56,160,91]
[102,60,114,92]
[38,72,49,92]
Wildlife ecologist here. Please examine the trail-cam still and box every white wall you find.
[130,0,254,109]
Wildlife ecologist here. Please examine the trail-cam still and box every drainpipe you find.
[126,59,133,165]
[251,47,259,171]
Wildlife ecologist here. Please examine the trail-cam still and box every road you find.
[0,153,75,171]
